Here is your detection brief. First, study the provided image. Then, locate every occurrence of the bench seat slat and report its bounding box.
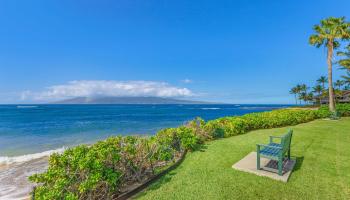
[268,143,281,147]
[260,147,280,157]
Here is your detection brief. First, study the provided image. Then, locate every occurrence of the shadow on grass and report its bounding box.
[292,156,304,172]
[195,143,209,152]
[135,144,209,198]
[134,166,179,199]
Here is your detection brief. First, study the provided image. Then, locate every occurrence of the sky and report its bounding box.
[0,0,350,104]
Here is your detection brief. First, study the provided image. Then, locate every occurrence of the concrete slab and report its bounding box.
[232,152,296,182]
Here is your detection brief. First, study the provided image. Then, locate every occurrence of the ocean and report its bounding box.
[0,104,289,199]
[0,104,289,158]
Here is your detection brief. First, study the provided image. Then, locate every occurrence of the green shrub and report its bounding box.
[203,120,224,138]
[153,128,181,161]
[335,104,350,116]
[319,103,350,117]
[185,117,210,142]
[204,117,249,137]
[30,136,163,199]
[30,138,124,199]
[30,107,330,199]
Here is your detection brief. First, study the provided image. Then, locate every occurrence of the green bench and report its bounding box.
[256,130,293,176]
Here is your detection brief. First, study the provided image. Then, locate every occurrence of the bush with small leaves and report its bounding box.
[30,107,331,199]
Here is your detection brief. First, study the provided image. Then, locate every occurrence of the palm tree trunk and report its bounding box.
[294,94,297,105]
[319,92,321,105]
[327,40,336,112]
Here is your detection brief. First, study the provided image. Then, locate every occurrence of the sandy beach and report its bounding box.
[0,157,48,200]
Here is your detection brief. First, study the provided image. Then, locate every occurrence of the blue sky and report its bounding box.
[0,0,349,104]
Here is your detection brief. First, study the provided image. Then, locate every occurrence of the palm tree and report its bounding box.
[295,84,303,104]
[298,92,306,104]
[289,86,299,105]
[313,85,323,104]
[342,71,350,88]
[317,76,328,90]
[300,84,308,93]
[306,92,314,105]
[309,17,350,112]
[334,80,345,90]
[297,84,309,104]
[337,44,350,70]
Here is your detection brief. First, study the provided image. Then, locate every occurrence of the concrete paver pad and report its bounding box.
[232,152,296,182]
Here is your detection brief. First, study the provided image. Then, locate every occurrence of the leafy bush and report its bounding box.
[30,138,123,199]
[185,117,210,141]
[242,109,320,130]
[30,107,330,199]
[337,104,350,116]
[176,127,200,150]
[204,117,249,137]
[30,136,163,199]
[319,103,350,117]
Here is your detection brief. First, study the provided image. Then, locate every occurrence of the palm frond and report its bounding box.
[310,16,350,49]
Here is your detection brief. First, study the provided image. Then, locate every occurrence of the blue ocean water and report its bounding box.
[0,104,289,157]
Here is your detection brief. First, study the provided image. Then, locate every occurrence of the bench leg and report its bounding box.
[288,149,291,160]
[256,146,261,170]
[278,157,283,176]
[257,152,260,170]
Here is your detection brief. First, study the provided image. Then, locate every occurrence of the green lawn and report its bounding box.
[136,118,350,200]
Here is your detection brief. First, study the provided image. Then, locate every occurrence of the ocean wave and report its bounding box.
[201,108,221,110]
[17,105,38,108]
[0,147,66,165]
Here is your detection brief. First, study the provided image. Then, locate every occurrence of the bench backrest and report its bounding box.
[281,130,293,154]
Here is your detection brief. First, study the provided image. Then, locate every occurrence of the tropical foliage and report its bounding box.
[29,106,347,199]
[319,103,350,117]
[290,76,350,105]
[309,16,350,112]
[342,71,350,90]
[337,44,350,70]
[317,76,328,89]
[290,83,315,105]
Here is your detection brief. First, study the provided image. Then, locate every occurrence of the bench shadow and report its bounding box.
[292,156,304,172]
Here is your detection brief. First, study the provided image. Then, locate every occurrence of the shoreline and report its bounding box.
[0,104,291,199]
[0,157,49,199]
[0,147,66,166]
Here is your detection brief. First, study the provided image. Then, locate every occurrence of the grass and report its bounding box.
[135,118,350,200]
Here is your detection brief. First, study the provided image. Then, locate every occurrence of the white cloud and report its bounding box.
[21,80,194,101]
[181,79,193,84]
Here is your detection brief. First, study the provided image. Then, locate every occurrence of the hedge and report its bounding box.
[30,104,350,199]
[319,103,350,117]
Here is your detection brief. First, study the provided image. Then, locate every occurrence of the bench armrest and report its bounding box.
[270,135,283,138]
[269,135,283,144]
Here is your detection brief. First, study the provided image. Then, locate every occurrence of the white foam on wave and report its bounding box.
[16,105,38,108]
[201,108,221,110]
[0,147,66,165]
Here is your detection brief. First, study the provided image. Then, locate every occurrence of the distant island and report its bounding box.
[51,96,213,104]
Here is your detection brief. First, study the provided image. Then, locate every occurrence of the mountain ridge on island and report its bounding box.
[51,96,216,104]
